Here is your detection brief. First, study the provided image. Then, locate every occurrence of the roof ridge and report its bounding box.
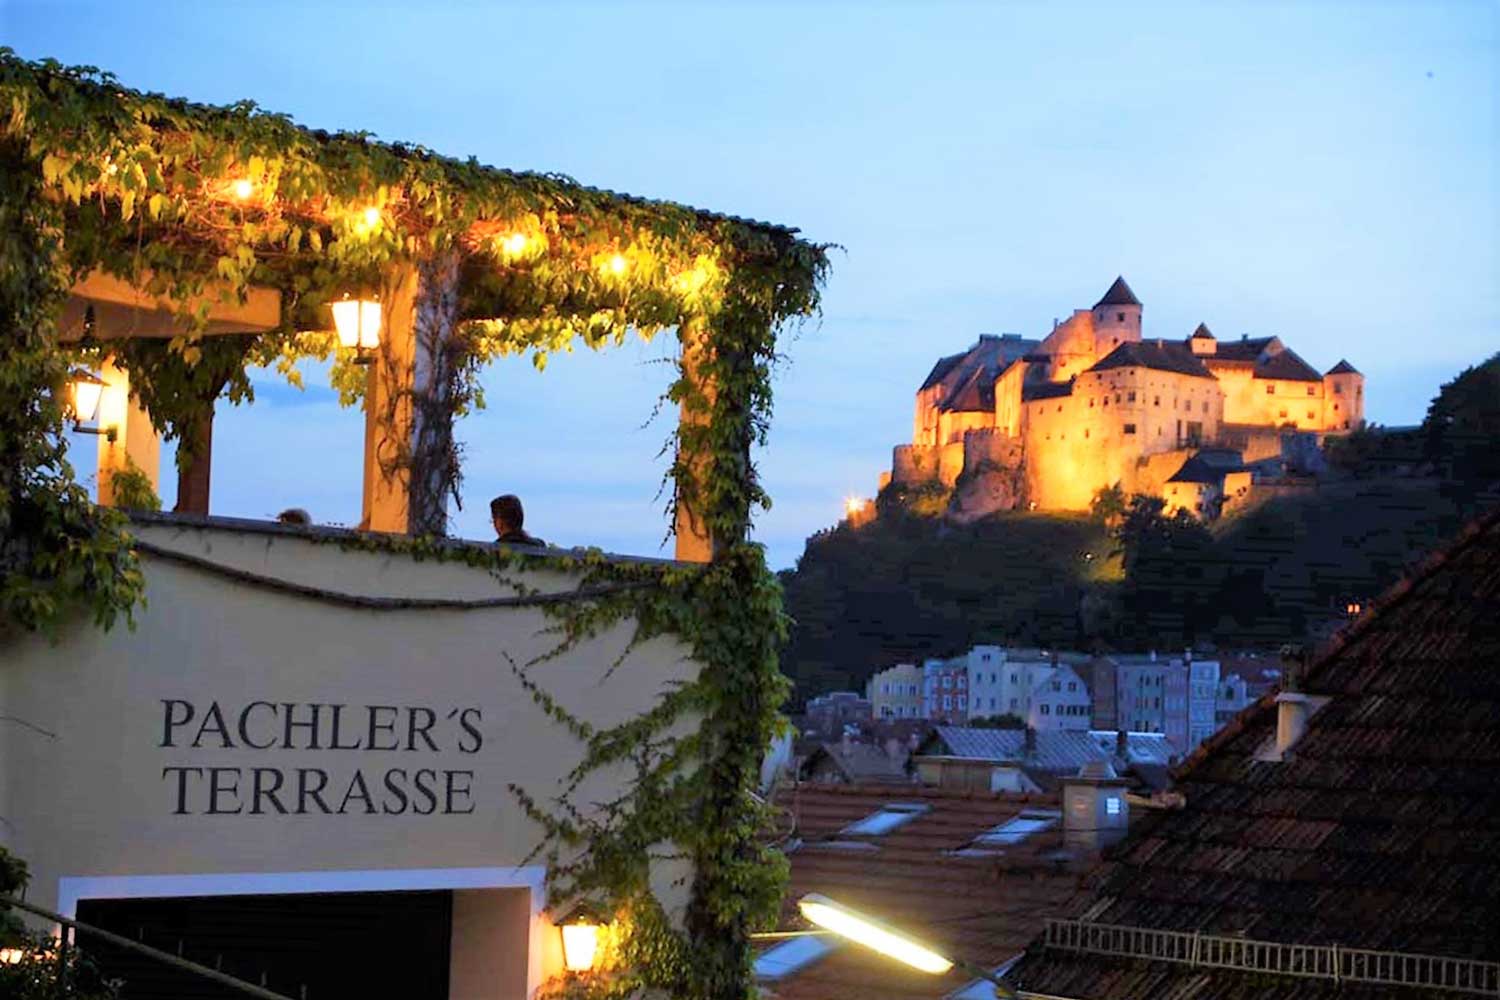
[1168,502,1500,782]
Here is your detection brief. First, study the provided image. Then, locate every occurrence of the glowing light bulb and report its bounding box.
[231,178,254,200]
[608,254,628,275]
[845,497,865,517]
[798,894,953,975]
[363,206,381,228]
[503,232,528,256]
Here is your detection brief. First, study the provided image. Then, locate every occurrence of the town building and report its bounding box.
[883,277,1365,516]
[865,662,924,720]
[1009,506,1500,998]
[922,657,970,723]
[797,738,912,786]
[912,726,1176,794]
[803,690,874,737]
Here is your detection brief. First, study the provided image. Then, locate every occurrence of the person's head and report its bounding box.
[490,494,524,535]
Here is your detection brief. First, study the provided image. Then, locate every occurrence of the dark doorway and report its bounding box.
[76,889,452,1000]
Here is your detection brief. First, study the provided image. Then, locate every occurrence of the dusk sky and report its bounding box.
[6,0,1495,569]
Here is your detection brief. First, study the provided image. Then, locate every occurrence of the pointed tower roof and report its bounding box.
[1190,323,1215,340]
[1094,276,1141,308]
[1327,359,1361,376]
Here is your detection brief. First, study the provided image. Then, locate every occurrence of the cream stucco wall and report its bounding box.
[0,516,703,998]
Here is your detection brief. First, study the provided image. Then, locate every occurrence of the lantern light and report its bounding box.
[0,947,23,965]
[797,893,953,975]
[332,295,383,361]
[231,178,255,200]
[555,903,607,974]
[69,369,106,424]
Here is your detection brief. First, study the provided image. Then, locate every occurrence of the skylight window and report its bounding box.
[840,802,930,836]
[753,935,840,980]
[972,809,1061,847]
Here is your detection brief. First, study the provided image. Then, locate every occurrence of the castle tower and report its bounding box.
[1188,322,1218,355]
[1323,359,1364,431]
[1092,276,1143,356]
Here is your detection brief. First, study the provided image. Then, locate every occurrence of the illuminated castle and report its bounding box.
[882,277,1365,517]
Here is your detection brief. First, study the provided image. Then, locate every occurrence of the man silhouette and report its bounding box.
[491,494,545,547]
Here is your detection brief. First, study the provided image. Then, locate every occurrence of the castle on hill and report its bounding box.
[880,277,1365,517]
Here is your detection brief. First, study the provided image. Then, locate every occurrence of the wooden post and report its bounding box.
[95,359,160,507]
[361,254,462,535]
[173,405,213,515]
[674,320,716,563]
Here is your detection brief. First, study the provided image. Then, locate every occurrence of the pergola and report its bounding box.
[1,50,826,560]
[0,50,827,997]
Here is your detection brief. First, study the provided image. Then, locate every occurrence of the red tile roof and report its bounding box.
[764,784,1095,1000]
[1010,506,1500,999]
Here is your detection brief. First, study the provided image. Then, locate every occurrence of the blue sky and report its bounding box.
[6,0,1495,568]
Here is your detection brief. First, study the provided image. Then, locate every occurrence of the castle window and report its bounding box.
[1334,403,1340,411]
[1357,386,1362,399]
[1102,397,1108,407]
[1084,429,1090,438]
[1307,411,1315,420]
[1279,409,1288,418]
[1089,398,1094,408]
[1335,384,1344,395]
[1127,391,1136,402]
[1114,394,1120,403]
[1266,384,1276,395]
[1117,312,1126,322]
[1123,423,1137,434]
[1154,396,1161,406]
[1202,401,1209,413]
[1306,386,1316,396]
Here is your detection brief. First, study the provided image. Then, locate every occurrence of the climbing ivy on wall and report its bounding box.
[1,49,828,1000]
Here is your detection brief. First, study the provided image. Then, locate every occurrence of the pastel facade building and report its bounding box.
[888,278,1365,515]
[922,657,970,723]
[865,662,924,720]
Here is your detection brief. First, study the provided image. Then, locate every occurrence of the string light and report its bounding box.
[502,232,528,256]
[231,178,254,200]
[362,206,382,228]
[608,253,628,275]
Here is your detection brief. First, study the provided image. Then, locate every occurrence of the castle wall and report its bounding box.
[1322,372,1364,430]
[937,408,993,446]
[962,427,1023,471]
[1219,423,1284,463]
[891,444,941,486]
[913,385,944,446]
[1036,311,1098,383]
[1261,377,1328,431]
[938,440,967,486]
[994,360,1027,437]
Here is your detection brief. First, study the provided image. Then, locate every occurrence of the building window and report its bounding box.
[1266,384,1276,395]
[1010,698,1018,709]
[1040,704,1050,714]
[942,676,952,689]
[841,802,931,836]
[1123,423,1137,434]
[1127,391,1136,402]
[959,696,967,708]
[972,809,1061,847]
[990,697,997,709]
[1279,409,1288,419]
[882,683,890,694]
[1089,398,1094,408]
[1307,411,1315,420]
[1084,428,1090,438]
[1117,312,1126,321]
[1068,681,1077,692]
[1010,673,1018,683]
[943,695,952,709]
[1306,386,1316,396]
[1154,396,1161,406]
[1335,384,1344,395]
[1114,394,1120,403]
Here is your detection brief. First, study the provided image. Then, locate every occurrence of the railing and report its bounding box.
[1043,919,1500,996]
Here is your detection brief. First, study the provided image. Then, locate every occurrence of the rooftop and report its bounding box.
[1010,505,1500,998]
[1093,277,1141,309]
[763,784,1090,1000]
[1088,340,1215,379]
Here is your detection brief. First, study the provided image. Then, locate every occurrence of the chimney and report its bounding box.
[1115,727,1128,761]
[1276,691,1310,757]
[1274,644,1309,758]
[1024,725,1037,759]
[1149,649,1157,663]
[1063,759,1130,850]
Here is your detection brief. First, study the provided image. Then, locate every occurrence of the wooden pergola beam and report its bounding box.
[60,270,282,340]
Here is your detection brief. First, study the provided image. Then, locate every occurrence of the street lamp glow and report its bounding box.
[0,946,24,965]
[69,369,106,424]
[845,496,865,517]
[797,893,953,975]
[332,296,382,351]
